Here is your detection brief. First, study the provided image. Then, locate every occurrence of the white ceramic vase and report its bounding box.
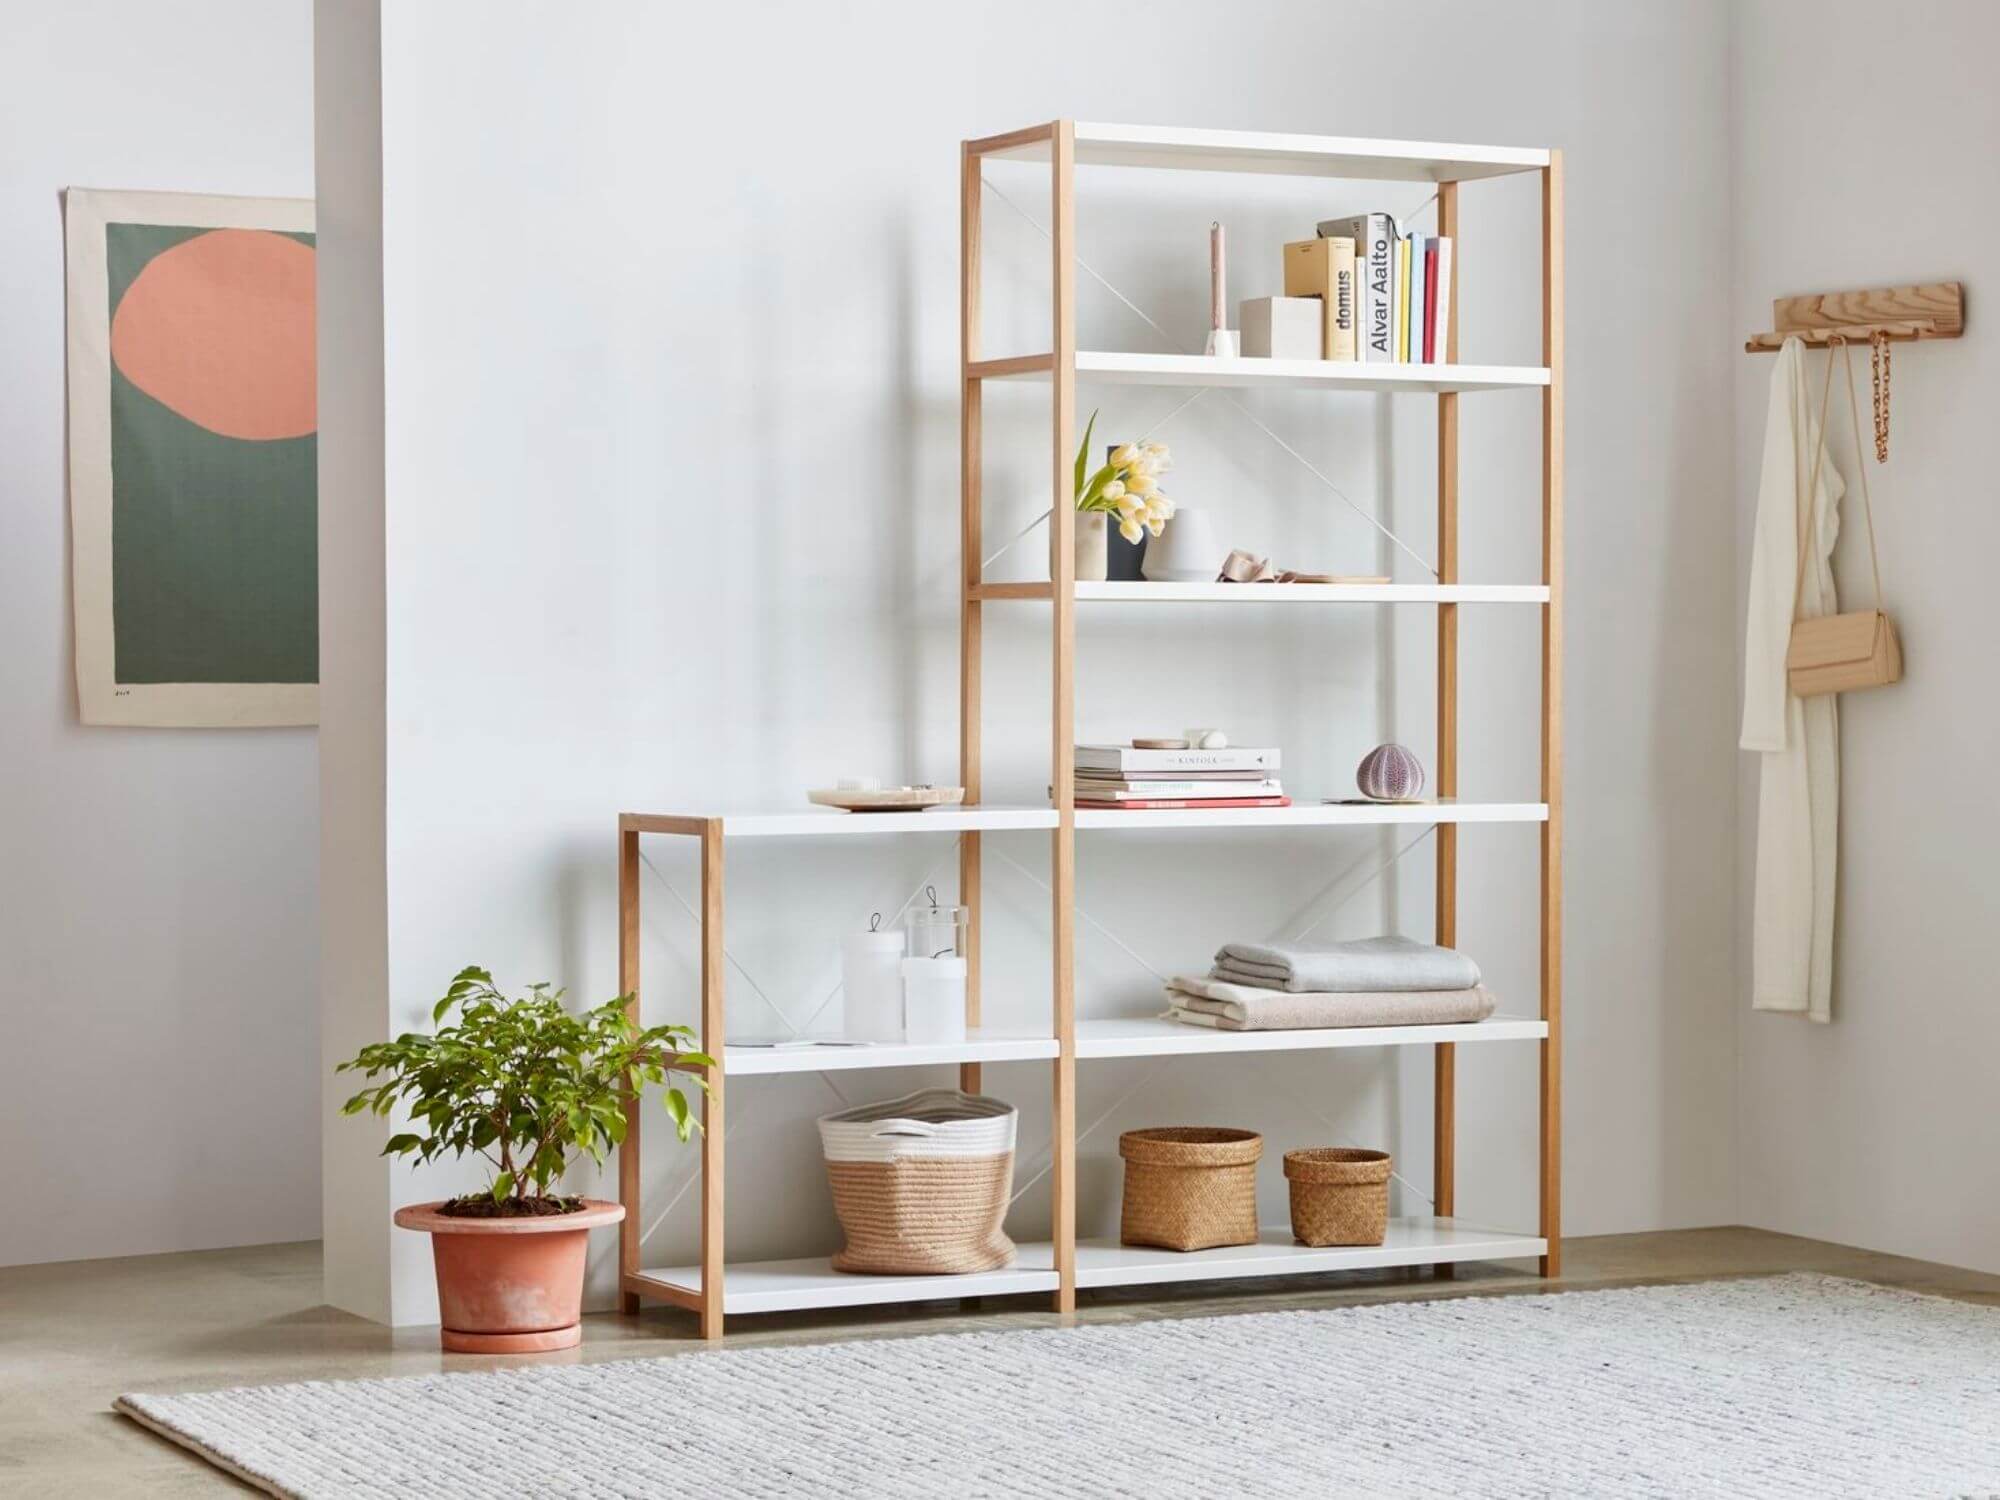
[1142,507,1223,582]
[1072,511,1108,582]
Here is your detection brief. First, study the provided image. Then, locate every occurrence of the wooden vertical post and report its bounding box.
[617,823,642,1314]
[1049,119,1078,1315]
[1433,181,1460,1243]
[960,140,985,1097]
[1539,153,1565,1278]
[698,818,727,1338]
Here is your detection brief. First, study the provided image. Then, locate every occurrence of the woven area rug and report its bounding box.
[119,1274,2000,1499]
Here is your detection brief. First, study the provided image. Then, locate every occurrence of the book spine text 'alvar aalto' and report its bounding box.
[1317,214,1395,361]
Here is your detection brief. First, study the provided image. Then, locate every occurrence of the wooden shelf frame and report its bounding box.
[618,120,1562,1337]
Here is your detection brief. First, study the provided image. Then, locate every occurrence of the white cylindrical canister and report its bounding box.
[901,955,968,1044]
[843,928,907,1042]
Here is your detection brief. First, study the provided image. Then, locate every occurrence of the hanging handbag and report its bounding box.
[1786,337,1902,697]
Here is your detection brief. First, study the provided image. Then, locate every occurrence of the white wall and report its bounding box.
[0,1,319,1268]
[1732,0,2000,1274]
[318,0,1742,1322]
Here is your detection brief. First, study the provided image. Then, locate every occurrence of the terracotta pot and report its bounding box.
[393,1198,624,1353]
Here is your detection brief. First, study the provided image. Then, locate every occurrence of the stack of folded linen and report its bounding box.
[1166,936,1495,1031]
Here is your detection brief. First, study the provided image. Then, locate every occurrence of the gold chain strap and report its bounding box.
[1870,329,1891,463]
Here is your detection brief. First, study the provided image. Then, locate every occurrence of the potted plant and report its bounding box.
[337,966,711,1352]
[1067,410,1175,582]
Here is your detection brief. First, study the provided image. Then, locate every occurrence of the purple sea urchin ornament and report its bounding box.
[1357,743,1425,801]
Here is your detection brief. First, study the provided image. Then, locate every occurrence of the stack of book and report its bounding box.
[1283,215,1452,364]
[1071,744,1287,810]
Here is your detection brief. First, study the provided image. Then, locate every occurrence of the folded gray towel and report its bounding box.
[1211,935,1480,993]
[1166,975,1496,1030]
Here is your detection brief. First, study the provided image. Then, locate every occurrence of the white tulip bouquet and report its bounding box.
[1074,411,1174,544]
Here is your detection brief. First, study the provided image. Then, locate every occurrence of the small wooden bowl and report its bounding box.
[808,786,966,814]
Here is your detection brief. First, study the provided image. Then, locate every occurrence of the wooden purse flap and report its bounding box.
[1787,610,1885,670]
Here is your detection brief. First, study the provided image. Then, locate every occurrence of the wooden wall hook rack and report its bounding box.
[1746,280,1964,353]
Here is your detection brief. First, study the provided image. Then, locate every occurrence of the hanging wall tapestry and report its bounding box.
[65,188,317,726]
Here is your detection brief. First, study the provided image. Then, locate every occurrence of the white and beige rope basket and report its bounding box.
[817,1088,1018,1275]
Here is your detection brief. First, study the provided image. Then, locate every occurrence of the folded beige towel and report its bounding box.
[1211,935,1480,993]
[1164,975,1496,1030]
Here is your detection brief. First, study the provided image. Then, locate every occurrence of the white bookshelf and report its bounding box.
[1074,799,1545,831]
[983,120,1549,182]
[616,121,1563,1337]
[641,800,1543,842]
[716,1016,1544,1082]
[634,1248,1061,1316]
[969,350,1548,394]
[971,581,1549,604]
[723,1028,1060,1076]
[1075,1016,1547,1058]
[634,1218,1547,1316]
[1082,581,1548,604]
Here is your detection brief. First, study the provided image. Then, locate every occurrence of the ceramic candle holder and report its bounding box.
[1142,507,1223,583]
[843,927,907,1042]
[901,956,968,1044]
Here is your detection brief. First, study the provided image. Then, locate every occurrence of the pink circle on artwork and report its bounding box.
[109,228,316,441]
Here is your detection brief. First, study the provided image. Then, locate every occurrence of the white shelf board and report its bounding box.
[714,806,1058,838]
[1074,799,1547,831]
[1075,1016,1547,1059]
[638,1245,1059,1315]
[726,1029,1058,1076]
[987,121,1549,183]
[636,1220,1542,1313]
[1073,352,1549,393]
[1073,581,1549,605]
[1075,1220,1547,1289]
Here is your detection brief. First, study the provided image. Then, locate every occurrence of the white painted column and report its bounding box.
[315,0,403,1325]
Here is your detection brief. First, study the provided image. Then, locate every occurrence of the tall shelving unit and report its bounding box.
[617,121,1561,1340]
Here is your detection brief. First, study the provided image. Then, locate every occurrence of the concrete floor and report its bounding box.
[5,1227,1997,1496]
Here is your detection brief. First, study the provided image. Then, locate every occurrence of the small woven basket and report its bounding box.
[1118,1127,1262,1252]
[1284,1147,1391,1247]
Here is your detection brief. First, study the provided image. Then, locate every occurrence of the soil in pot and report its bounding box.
[437,1194,586,1218]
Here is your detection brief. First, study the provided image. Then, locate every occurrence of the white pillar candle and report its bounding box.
[900,955,968,1044]
[842,928,906,1042]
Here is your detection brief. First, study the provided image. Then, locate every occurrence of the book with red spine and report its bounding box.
[1423,239,1440,362]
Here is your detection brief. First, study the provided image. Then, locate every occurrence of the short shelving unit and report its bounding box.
[617,119,1562,1340]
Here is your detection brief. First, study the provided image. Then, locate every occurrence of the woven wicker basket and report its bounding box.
[1118,1127,1262,1252]
[1284,1147,1391,1247]
[819,1089,1016,1275]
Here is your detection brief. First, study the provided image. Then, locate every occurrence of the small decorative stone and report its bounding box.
[1184,727,1229,750]
[1357,743,1425,801]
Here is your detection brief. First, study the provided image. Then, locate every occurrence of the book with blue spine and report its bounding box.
[1409,236,1429,364]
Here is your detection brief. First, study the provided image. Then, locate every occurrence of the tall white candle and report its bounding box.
[1210,221,1226,333]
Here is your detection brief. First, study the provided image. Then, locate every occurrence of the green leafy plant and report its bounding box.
[1073,408,1175,542]
[337,966,712,1213]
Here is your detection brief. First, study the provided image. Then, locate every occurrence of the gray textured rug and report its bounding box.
[119,1275,2000,1499]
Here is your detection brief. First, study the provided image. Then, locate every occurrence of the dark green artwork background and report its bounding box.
[106,223,318,685]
